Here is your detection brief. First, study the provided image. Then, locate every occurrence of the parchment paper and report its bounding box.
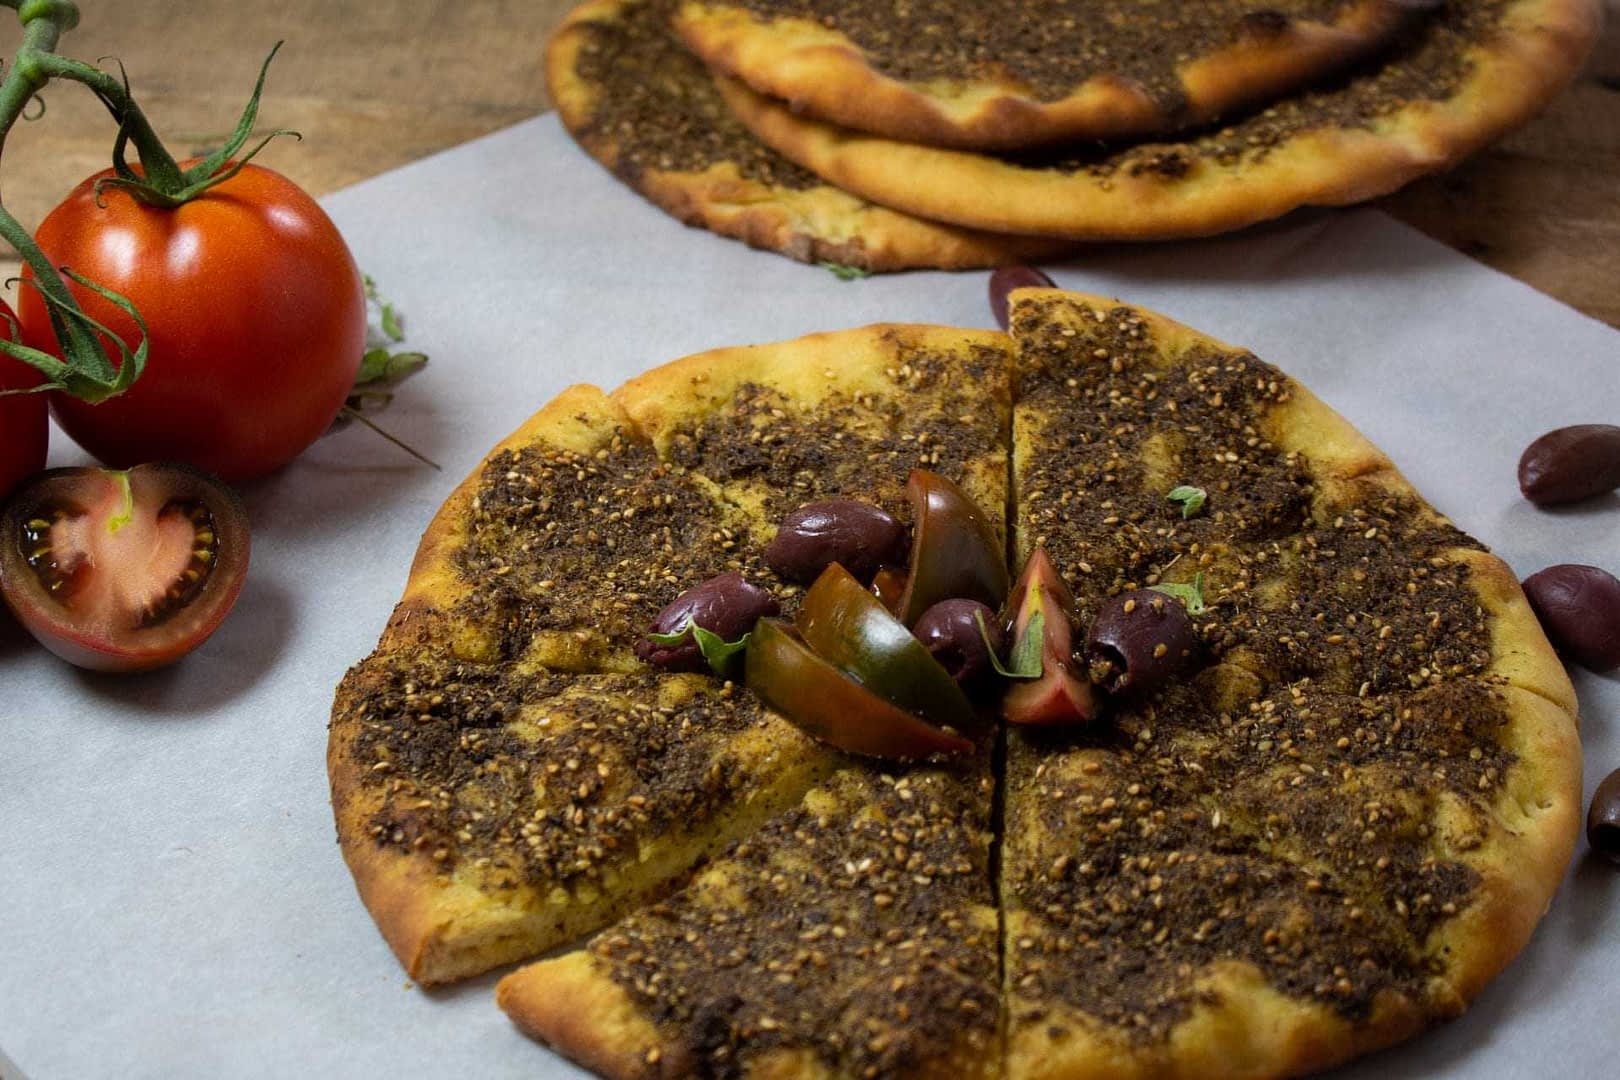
[2,114,1616,1079]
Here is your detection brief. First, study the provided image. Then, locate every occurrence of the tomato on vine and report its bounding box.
[18,162,366,481]
[0,300,48,502]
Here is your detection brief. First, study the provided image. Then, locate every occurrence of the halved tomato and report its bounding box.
[0,463,250,671]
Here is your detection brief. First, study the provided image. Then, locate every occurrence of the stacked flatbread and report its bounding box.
[547,0,1598,269]
[329,289,1582,1077]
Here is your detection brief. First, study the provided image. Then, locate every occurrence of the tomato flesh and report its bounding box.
[1,464,249,671]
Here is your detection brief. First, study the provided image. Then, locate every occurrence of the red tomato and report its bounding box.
[0,300,48,502]
[17,163,366,482]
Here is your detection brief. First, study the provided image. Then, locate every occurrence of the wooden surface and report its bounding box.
[1,0,1616,327]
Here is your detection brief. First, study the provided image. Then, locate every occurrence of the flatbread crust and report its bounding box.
[547,0,1068,271]
[498,766,1002,1078]
[329,324,1013,984]
[1000,288,1581,1077]
[676,0,1427,150]
[716,0,1600,240]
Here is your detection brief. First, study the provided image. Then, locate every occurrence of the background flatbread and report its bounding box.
[677,0,1429,150]
[718,0,1600,240]
[547,0,1068,270]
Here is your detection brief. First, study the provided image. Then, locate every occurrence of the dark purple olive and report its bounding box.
[1589,769,1620,864]
[1522,564,1620,673]
[1084,589,1198,696]
[989,265,1055,330]
[636,572,779,671]
[913,599,1001,684]
[1518,424,1620,506]
[765,500,907,584]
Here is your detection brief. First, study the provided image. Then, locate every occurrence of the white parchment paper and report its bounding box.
[2,115,1617,1079]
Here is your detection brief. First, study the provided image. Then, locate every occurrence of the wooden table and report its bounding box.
[2,1,1616,327]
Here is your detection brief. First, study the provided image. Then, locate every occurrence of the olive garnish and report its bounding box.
[636,572,778,672]
[1589,768,1620,864]
[913,598,1001,684]
[765,499,906,584]
[1085,588,1198,696]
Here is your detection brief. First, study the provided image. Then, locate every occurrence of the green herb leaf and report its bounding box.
[354,348,427,389]
[819,262,871,281]
[1167,485,1207,519]
[978,608,1044,679]
[647,620,752,678]
[691,624,752,677]
[1149,571,1207,614]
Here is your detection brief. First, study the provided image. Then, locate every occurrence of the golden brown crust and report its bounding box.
[717,0,1601,240]
[677,0,1420,150]
[1000,289,1581,1079]
[546,0,1068,270]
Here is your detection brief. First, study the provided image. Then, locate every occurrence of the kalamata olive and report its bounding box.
[636,572,779,671]
[1589,769,1620,864]
[913,599,1001,684]
[765,500,907,584]
[1084,589,1198,696]
[1522,564,1620,673]
[989,265,1056,330]
[1518,424,1620,506]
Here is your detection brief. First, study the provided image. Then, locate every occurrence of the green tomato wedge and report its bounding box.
[745,618,973,760]
[895,469,1009,627]
[798,563,978,734]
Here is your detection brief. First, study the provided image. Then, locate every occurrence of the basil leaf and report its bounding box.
[819,261,871,281]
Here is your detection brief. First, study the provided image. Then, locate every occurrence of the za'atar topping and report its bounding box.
[988,264,1055,330]
[637,571,778,674]
[765,498,907,584]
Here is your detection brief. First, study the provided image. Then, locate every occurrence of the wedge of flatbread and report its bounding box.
[498,764,1001,1078]
[329,325,1013,984]
[1000,288,1581,1077]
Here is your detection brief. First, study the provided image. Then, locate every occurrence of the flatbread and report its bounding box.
[1000,288,1581,1077]
[546,0,1068,271]
[329,325,1013,984]
[717,0,1600,240]
[498,764,1001,1078]
[330,294,1581,1074]
[676,0,1429,150]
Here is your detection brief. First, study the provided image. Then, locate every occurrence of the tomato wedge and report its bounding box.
[0,464,250,672]
[745,619,973,760]
[1001,548,1101,726]
[798,564,978,733]
[895,469,1008,627]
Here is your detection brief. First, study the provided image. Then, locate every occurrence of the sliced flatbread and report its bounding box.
[498,764,1001,1079]
[547,0,1068,271]
[717,0,1600,240]
[1000,288,1581,1076]
[677,0,1429,151]
[330,324,1013,984]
